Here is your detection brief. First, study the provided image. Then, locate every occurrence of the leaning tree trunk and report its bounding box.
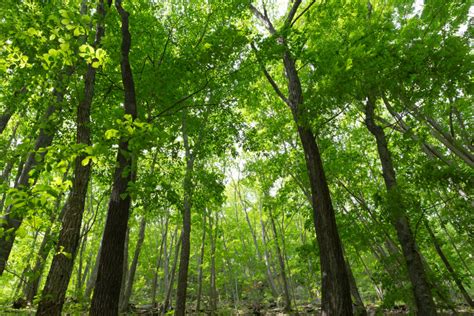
[89,1,137,314]
[36,3,107,315]
[424,220,473,307]
[365,95,437,315]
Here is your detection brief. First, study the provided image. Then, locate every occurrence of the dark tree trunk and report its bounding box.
[0,104,57,275]
[0,109,12,134]
[295,124,353,314]
[35,3,107,314]
[90,1,137,314]
[175,113,196,316]
[250,6,353,309]
[365,96,437,315]
[120,216,147,312]
[424,220,473,307]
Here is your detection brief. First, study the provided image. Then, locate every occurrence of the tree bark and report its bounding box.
[90,1,137,313]
[120,216,147,312]
[364,95,437,315]
[0,109,12,134]
[36,4,107,315]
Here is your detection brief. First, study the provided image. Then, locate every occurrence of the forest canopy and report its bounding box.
[0,0,472,315]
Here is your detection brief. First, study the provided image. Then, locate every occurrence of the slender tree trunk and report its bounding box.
[90,1,137,313]
[209,213,218,314]
[24,227,53,304]
[365,95,437,315]
[120,216,147,312]
[259,212,279,298]
[0,104,58,275]
[151,218,168,305]
[268,208,291,312]
[84,241,102,300]
[163,231,182,313]
[424,220,473,307]
[196,216,206,313]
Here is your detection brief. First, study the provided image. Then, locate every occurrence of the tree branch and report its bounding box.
[249,4,276,34]
[290,0,316,27]
[251,42,289,105]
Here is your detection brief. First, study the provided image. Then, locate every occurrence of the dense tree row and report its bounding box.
[0,0,472,315]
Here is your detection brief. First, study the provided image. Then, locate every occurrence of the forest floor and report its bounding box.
[1,304,473,315]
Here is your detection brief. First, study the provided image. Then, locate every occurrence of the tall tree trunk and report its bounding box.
[175,112,196,316]
[196,216,206,313]
[424,220,473,307]
[250,5,353,311]
[0,104,58,275]
[90,1,137,313]
[364,95,437,315]
[36,3,107,314]
[120,216,147,312]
